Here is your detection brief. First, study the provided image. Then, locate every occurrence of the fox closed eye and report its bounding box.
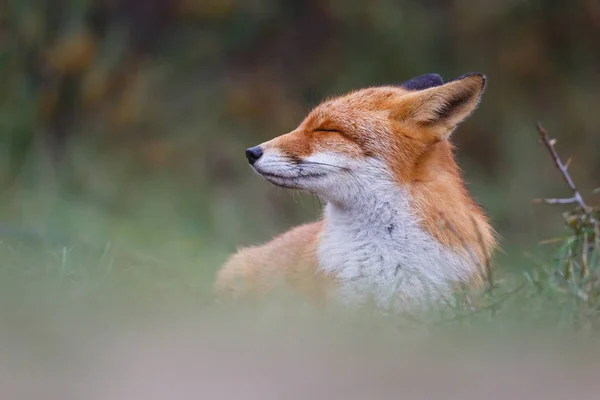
[314,128,339,133]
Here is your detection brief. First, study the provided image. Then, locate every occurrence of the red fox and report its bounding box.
[214,73,497,310]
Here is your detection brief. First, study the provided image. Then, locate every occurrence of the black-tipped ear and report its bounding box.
[400,73,444,91]
[395,73,486,140]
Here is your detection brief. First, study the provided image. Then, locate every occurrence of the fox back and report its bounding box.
[214,73,496,311]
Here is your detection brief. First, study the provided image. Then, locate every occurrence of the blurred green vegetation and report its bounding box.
[0,0,599,311]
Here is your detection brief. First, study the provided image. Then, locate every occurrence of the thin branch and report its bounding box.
[564,156,573,169]
[582,232,589,278]
[532,197,578,205]
[536,122,588,211]
[538,236,568,245]
[594,224,600,259]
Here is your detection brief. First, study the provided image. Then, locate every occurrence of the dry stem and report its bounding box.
[535,122,589,211]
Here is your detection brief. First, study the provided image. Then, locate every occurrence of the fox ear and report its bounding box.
[398,73,486,140]
[399,73,444,91]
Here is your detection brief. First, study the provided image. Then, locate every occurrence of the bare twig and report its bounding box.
[595,224,600,257]
[538,237,568,245]
[532,197,578,205]
[565,156,573,169]
[582,232,589,278]
[536,122,588,211]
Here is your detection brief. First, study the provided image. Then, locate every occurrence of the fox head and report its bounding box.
[245,73,486,205]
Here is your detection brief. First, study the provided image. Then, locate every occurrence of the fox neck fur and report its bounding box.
[317,158,474,310]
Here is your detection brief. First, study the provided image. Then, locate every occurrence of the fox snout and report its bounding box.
[245,146,263,165]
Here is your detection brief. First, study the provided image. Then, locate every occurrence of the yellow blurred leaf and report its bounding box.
[111,91,138,128]
[46,30,97,74]
[81,67,110,108]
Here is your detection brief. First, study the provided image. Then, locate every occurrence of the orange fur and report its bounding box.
[214,221,336,304]
[214,73,497,307]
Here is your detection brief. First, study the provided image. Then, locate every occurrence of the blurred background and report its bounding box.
[1,0,599,293]
[1,2,600,396]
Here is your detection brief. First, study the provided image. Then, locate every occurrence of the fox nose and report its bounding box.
[245,146,263,165]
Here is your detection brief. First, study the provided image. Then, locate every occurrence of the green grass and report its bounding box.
[1,169,598,334]
[0,142,598,399]
[1,140,598,320]
[0,182,598,399]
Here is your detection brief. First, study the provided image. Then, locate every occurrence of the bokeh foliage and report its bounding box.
[2,5,600,392]
[0,0,599,281]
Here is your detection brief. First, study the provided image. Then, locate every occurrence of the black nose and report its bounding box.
[245,146,263,165]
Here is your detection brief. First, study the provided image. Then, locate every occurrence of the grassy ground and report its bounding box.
[0,141,598,399]
[1,137,598,322]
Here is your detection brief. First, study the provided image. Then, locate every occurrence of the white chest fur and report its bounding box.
[317,186,473,311]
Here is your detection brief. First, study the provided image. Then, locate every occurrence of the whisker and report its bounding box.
[297,160,349,171]
[300,160,367,194]
[348,169,368,197]
[258,159,368,200]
